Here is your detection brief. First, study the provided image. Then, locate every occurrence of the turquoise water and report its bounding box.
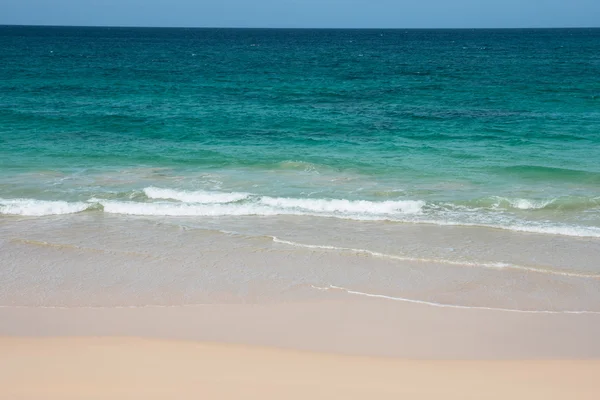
[1,26,600,236]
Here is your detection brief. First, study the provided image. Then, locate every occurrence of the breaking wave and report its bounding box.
[0,198,92,216]
[143,187,249,203]
[259,197,425,214]
[1,188,599,238]
[95,196,424,218]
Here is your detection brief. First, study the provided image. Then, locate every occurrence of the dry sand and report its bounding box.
[2,299,600,398]
[1,336,599,400]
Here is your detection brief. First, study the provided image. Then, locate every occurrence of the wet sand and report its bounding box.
[2,299,600,359]
[2,336,599,400]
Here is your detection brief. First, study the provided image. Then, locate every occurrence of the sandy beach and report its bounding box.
[2,336,599,400]
[2,215,600,397]
[2,300,600,398]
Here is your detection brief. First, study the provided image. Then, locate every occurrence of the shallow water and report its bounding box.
[1,214,599,312]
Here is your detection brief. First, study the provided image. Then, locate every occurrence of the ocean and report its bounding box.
[1,26,600,311]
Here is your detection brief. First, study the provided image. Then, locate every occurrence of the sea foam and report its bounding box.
[143,187,249,203]
[0,198,91,216]
[273,237,600,278]
[259,197,425,214]
[98,200,280,217]
[2,191,599,239]
[311,285,600,314]
[143,187,424,214]
[492,197,555,210]
[96,197,423,218]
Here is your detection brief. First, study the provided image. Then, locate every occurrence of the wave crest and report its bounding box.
[99,201,276,217]
[259,197,425,214]
[96,196,424,217]
[2,191,599,238]
[492,197,555,210]
[0,198,91,216]
[143,187,249,204]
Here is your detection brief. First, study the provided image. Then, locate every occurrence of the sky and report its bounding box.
[1,0,599,28]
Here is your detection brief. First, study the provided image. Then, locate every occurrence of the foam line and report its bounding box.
[144,187,249,203]
[0,198,91,216]
[312,285,600,314]
[272,237,600,279]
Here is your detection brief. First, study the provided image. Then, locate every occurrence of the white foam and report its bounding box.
[98,200,281,217]
[4,191,598,239]
[492,197,555,210]
[512,199,553,210]
[505,223,600,237]
[312,285,600,314]
[143,187,249,203]
[272,237,600,279]
[0,198,90,216]
[98,195,600,238]
[97,195,425,218]
[414,217,600,238]
[259,197,425,214]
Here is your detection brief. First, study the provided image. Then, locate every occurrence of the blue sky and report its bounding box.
[1,0,599,28]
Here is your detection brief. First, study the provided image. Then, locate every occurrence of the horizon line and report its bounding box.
[1,23,599,30]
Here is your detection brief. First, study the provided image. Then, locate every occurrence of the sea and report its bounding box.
[1,26,600,311]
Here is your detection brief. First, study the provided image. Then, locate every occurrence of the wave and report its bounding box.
[96,197,424,217]
[0,198,92,216]
[498,223,600,237]
[0,194,427,219]
[492,197,555,210]
[143,187,424,214]
[2,192,599,238]
[488,196,599,211]
[98,200,280,217]
[449,196,600,212]
[497,165,600,183]
[415,218,600,238]
[272,237,600,279]
[95,199,600,237]
[259,197,425,214]
[312,285,600,314]
[143,187,249,203]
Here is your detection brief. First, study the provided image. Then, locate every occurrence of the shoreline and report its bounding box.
[3,214,600,313]
[2,299,600,359]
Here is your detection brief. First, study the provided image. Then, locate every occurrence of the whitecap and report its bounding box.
[492,197,555,210]
[259,197,425,214]
[0,198,91,216]
[98,200,280,217]
[143,187,249,204]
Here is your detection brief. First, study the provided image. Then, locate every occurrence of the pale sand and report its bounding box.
[2,300,600,398]
[1,336,599,400]
[3,300,600,358]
